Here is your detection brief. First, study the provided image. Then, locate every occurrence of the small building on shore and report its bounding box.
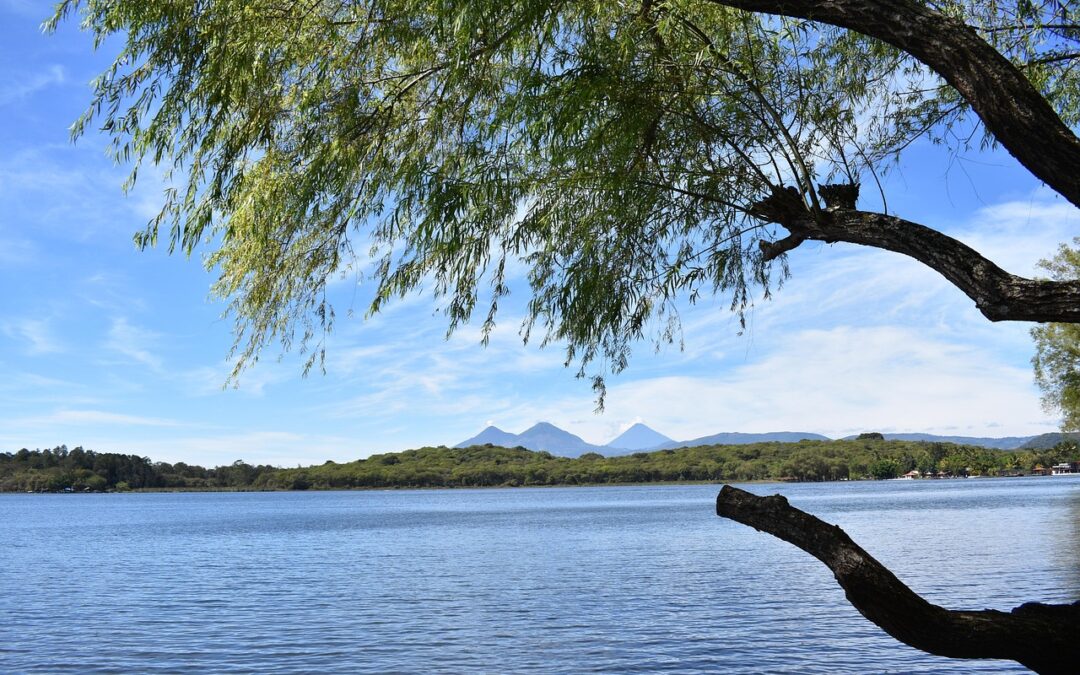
[1051,462,1079,475]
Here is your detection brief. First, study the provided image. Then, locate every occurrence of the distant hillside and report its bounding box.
[456,426,521,448]
[657,431,831,449]
[456,423,830,456]
[842,433,1035,450]
[605,423,674,451]
[1019,432,1080,449]
[454,423,1073,456]
[454,422,606,457]
[257,437,1080,491]
[10,437,1080,493]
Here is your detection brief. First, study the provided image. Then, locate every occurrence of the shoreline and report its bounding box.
[6,472,1069,495]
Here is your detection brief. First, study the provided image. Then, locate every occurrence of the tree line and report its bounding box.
[4,439,1078,493]
[0,446,277,493]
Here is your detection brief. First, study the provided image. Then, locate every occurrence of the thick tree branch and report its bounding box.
[708,0,1080,209]
[716,485,1080,674]
[754,197,1080,323]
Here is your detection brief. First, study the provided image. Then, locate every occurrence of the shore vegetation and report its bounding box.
[3,439,1078,493]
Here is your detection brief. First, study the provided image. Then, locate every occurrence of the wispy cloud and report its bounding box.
[0,371,101,409]
[315,312,568,420]
[0,64,65,106]
[35,409,181,427]
[958,190,1080,274]
[121,431,361,467]
[0,143,156,242]
[3,317,63,354]
[104,317,163,371]
[78,273,149,312]
[0,236,37,265]
[0,0,46,19]
[451,325,1053,446]
[181,358,294,397]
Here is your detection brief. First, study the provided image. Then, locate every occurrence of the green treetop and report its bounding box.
[1032,238,1080,430]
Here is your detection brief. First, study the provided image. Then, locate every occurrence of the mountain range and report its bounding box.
[455,422,610,456]
[455,423,1076,457]
[456,423,834,457]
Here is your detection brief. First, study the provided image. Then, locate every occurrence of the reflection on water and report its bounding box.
[1,477,1077,674]
[1058,486,1080,600]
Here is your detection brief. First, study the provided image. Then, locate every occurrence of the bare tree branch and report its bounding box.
[752,189,1080,322]
[707,0,1080,209]
[716,485,1080,675]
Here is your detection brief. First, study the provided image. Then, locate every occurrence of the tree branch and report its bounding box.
[707,0,1080,209]
[716,485,1080,674]
[754,197,1080,323]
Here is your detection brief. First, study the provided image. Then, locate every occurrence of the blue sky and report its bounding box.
[2,1,1078,467]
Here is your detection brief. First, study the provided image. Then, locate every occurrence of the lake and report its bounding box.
[2,477,1078,673]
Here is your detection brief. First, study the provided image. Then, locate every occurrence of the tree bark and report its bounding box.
[707,0,1080,209]
[716,485,1080,674]
[751,196,1080,323]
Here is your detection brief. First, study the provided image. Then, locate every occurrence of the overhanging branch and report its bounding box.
[716,485,1080,674]
[708,0,1080,209]
[756,203,1080,323]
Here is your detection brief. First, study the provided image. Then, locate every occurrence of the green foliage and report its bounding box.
[6,439,1078,492]
[869,458,900,480]
[48,1,1080,395]
[1032,238,1080,429]
[0,446,276,492]
[248,439,1077,489]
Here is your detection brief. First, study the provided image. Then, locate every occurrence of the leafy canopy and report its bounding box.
[1032,239,1080,430]
[49,0,1080,397]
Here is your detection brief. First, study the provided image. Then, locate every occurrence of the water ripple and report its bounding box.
[3,479,1077,673]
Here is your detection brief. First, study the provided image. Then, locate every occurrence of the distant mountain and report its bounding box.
[516,422,608,456]
[1019,432,1080,450]
[657,431,831,449]
[606,423,674,451]
[456,424,1069,456]
[455,422,607,457]
[841,432,1036,450]
[456,425,521,448]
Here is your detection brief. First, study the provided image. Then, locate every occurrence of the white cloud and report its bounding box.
[0,236,37,265]
[0,0,45,18]
[0,64,64,106]
[3,317,63,354]
[460,325,1053,446]
[181,358,294,397]
[957,193,1080,275]
[0,144,154,242]
[39,409,181,427]
[104,317,163,371]
[0,371,102,409]
[120,431,361,467]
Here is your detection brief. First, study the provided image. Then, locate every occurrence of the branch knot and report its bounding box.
[748,185,808,224]
[818,182,860,210]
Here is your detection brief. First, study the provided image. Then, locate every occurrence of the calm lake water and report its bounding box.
[2,477,1078,673]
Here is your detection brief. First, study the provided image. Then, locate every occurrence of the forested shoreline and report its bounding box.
[3,439,1079,493]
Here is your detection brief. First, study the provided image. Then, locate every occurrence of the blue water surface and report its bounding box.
[2,476,1078,673]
